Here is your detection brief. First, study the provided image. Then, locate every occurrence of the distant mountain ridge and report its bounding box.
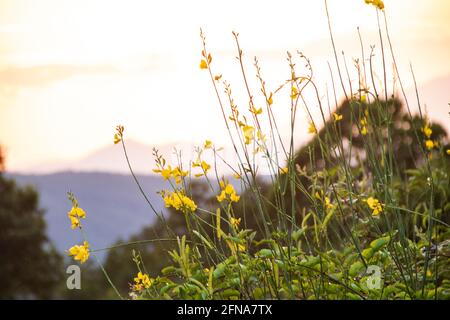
[8,171,168,257]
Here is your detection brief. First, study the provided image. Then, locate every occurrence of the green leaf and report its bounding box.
[349,261,365,277]
[370,235,390,252]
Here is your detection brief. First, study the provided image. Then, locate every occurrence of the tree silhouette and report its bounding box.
[0,150,63,299]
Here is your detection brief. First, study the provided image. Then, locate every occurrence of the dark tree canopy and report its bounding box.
[0,172,62,299]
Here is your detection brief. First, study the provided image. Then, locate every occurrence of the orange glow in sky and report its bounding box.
[0,0,449,172]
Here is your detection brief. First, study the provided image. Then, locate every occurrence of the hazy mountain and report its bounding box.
[18,139,241,176]
[18,140,195,174]
[8,171,169,258]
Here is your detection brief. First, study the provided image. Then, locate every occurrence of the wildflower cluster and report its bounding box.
[216,180,240,203]
[360,116,368,136]
[114,125,124,145]
[364,0,384,10]
[153,164,188,185]
[366,197,385,216]
[133,272,153,291]
[66,193,90,264]
[162,190,197,214]
[68,205,86,229]
[68,241,90,264]
[422,124,437,151]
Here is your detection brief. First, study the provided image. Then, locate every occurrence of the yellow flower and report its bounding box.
[315,191,322,200]
[233,173,241,180]
[68,241,90,264]
[226,239,247,255]
[446,149,450,155]
[366,197,384,216]
[200,52,212,69]
[308,122,317,134]
[163,191,197,214]
[280,167,288,175]
[68,207,86,219]
[201,161,211,172]
[251,106,263,115]
[230,192,240,202]
[290,86,298,99]
[216,182,240,203]
[114,134,121,145]
[425,140,435,150]
[267,92,273,106]
[361,126,367,136]
[69,216,80,229]
[114,125,124,144]
[365,0,384,10]
[204,140,213,149]
[324,197,334,210]
[242,125,255,145]
[68,206,86,229]
[422,125,432,138]
[133,272,153,291]
[230,217,241,229]
[199,59,208,69]
[161,166,172,180]
[333,113,343,122]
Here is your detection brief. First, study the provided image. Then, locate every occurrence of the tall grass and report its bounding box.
[67,0,450,300]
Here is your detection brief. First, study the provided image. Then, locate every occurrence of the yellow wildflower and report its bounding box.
[324,197,334,210]
[290,86,298,99]
[425,140,435,150]
[199,59,208,69]
[366,197,384,216]
[114,134,121,145]
[267,92,273,106]
[308,122,317,134]
[365,0,384,10]
[133,272,153,291]
[204,140,213,149]
[68,206,86,229]
[163,191,197,214]
[217,181,240,203]
[446,149,450,155]
[114,125,124,144]
[201,161,211,172]
[233,173,241,180]
[251,106,263,115]
[200,52,212,69]
[230,217,241,229]
[360,117,368,136]
[68,206,86,219]
[361,126,367,136]
[333,113,343,122]
[161,166,172,180]
[226,239,246,255]
[422,125,432,138]
[280,167,288,175]
[242,125,255,145]
[68,241,90,264]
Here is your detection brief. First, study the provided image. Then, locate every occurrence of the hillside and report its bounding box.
[8,171,168,257]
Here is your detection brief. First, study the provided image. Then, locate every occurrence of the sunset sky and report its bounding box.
[0,0,449,172]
